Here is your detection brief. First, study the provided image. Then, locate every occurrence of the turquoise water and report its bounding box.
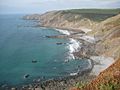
[0,15,90,86]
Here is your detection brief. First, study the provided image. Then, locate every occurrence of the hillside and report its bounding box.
[71,58,120,90]
[24,9,120,31]
[91,14,120,59]
[81,58,120,90]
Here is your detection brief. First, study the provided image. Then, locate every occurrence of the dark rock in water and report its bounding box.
[56,42,63,45]
[46,35,59,38]
[46,35,68,38]
[46,36,51,38]
[24,74,30,79]
[32,60,38,63]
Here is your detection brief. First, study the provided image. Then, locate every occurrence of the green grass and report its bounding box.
[99,80,120,90]
[75,82,87,89]
[58,8,120,22]
[61,9,120,14]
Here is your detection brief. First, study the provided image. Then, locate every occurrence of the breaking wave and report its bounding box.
[55,29,70,35]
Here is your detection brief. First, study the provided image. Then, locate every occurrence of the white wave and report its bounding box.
[70,72,78,76]
[86,59,93,70]
[69,38,81,53]
[55,29,70,35]
[67,38,81,60]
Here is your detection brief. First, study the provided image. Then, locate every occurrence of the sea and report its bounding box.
[0,14,91,86]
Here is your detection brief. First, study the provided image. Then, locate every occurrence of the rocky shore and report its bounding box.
[1,9,120,90]
[1,28,97,90]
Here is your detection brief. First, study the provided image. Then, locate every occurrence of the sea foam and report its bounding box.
[55,29,70,35]
[67,38,81,60]
[55,28,81,60]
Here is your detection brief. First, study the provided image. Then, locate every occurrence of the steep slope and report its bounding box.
[82,58,120,90]
[92,14,120,59]
[39,10,97,29]
[70,58,120,90]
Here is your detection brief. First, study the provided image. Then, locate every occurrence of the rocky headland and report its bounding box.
[2,9,119,90]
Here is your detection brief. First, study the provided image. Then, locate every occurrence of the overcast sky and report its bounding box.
[0,0,120,14]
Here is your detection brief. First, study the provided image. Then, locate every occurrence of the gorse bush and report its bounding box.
[75,82,87,89]
[99,81,120,90]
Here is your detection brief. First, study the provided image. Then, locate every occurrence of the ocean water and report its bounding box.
[0,15,90,86]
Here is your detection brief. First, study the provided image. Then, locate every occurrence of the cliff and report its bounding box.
[91,14,120,59]
[24,9,120,31]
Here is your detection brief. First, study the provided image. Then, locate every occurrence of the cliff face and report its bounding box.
[39,11,97,29]
[92,14,120,59]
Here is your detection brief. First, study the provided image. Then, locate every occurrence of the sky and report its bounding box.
[0,0,120,14]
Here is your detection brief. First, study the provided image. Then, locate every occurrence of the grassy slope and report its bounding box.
[61,9,120,22]
[62,9,120,14]
[37,9,120,31]
[24,8,120,23]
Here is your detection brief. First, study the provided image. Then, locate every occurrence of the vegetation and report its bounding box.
[61,8,120,14]
[59,9,120,22]
[99,80,120,90]
[74,82,87,89]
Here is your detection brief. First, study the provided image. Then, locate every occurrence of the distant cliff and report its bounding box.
[23,9,120,31]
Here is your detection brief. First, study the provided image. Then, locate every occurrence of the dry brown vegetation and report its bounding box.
[70,58,120,90]
[82,58,120,90]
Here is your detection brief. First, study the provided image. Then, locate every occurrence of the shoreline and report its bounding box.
[0,59,95,90]
[1,22,116,90]
[38,25,86,33]
[0,27,96,90]
[51,27,115,77]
